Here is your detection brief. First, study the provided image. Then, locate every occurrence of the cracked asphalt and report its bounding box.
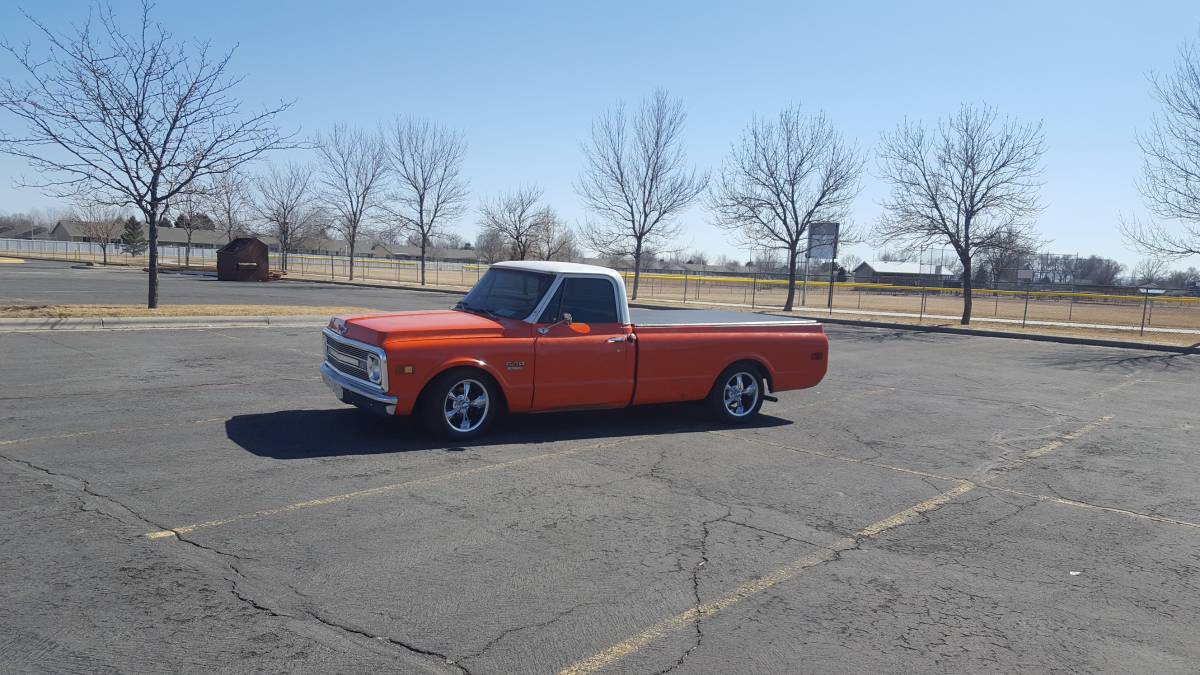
[2,266,1199,673]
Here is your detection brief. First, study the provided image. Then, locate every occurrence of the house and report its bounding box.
[51,220,228,249]
[370,242,478,263]
[853,261,959,285]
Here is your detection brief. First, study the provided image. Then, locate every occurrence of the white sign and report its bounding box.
[807,222,839,260]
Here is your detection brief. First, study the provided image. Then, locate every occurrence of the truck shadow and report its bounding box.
[225,405,793,459]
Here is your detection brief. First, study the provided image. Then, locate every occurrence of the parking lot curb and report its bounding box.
[284,275,467,296]
[0,315,331,331]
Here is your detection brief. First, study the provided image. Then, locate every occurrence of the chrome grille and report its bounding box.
[324,334,370,381]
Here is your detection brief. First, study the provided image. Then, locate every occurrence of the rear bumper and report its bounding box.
[320,362,399,416]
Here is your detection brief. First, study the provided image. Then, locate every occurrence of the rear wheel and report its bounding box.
[707,363,765,423]
[420,369,499,440]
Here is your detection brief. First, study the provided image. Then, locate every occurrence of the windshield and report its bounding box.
[456,268,555,320]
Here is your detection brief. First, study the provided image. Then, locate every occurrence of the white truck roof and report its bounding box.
[493,260,622,278]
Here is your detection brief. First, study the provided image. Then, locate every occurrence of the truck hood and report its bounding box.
[339,310,504,345]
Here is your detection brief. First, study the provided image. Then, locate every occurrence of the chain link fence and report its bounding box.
[617,267,1200,335]
[4,237,1198,335]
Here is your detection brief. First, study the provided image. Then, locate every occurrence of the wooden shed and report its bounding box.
[217,237,270,282]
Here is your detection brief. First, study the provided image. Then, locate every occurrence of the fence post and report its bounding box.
[682,270,688,303]
[751,273,757,308]
[1022,283,1031,328]
[1140,291,1150,335]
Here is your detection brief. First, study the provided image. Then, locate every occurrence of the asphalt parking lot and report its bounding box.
[2,266,1199,673]
[0,258,454,310]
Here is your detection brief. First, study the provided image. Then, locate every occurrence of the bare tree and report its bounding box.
[0,4,295,307]
[385,118,469,284]
[577,89,707,299]
[478,186,554,260]
[1075,255,1124,286]
[474,228,506,264]
[710,105,864,310]
[875,104,1046,324]
[252,164,321,271]
[315,124,389,280]
[534,214,578,261]
[169,190,215,266]
[976,226,1042,287]
[203,169,251,244]
[1123,33,1200,258]
[73,201,124,264]
[434,232,466,250]
[1132,257,1168,285]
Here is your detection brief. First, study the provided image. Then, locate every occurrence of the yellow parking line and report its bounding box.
[144,435,646,539]
[0,417,226,446]
[563,417,1118,674]
[984,485,1200,530]
[1019,415,1112,461]
[557,482,977,675]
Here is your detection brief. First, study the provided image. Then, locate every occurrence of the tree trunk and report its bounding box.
[147,210,159,309]
[420,237,427,285]
[631,241,643,301]
[101,245,108,265]
[348,237,356,281]
[783,247,798,312]
[960,257,973,325]
[185,232,191,266]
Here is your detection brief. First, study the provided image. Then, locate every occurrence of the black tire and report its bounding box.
[706,362,765,424]
[419,369,500,440]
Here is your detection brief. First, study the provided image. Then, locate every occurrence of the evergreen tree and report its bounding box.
[120,217,147,256]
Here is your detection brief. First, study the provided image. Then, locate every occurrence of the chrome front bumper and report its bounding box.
[320,362,399,416]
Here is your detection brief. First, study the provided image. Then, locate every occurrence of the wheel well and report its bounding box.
[416,365,509,414]
[716,359,771,393]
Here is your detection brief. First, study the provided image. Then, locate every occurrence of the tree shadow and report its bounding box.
[225,404,793,459]
[1029,349,1198,374]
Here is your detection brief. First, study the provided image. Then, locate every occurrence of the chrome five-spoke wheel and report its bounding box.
[722,371,760,417]
[708,363,765,424]
[443,378,489,433]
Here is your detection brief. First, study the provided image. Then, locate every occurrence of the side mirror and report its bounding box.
[538,312,590,335]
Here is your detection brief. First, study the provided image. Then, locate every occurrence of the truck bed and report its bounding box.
[629,307,818,327]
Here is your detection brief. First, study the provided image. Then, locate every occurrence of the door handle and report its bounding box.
[606,336,627,343]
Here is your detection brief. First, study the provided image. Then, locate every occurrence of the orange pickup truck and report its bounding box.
[321,261,828,439]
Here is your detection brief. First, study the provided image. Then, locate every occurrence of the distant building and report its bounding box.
[369,242,479,263]
[853,261,959,285]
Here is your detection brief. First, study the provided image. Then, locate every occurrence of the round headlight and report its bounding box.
[366,354,382,384]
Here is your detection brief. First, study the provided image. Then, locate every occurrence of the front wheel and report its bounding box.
[707,364,765,423]
[420,370,500,440]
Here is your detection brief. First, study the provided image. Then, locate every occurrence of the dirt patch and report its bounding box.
[0,304,381,319]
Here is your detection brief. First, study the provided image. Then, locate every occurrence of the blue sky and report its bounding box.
[2,0,1199,269]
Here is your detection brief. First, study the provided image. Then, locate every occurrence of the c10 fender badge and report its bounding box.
[505,361,525,371]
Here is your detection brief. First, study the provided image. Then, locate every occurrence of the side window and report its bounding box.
[559,277,619,324]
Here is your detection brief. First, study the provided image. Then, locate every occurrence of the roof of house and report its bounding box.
[854,261,958,277]
[370,242,477,261]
